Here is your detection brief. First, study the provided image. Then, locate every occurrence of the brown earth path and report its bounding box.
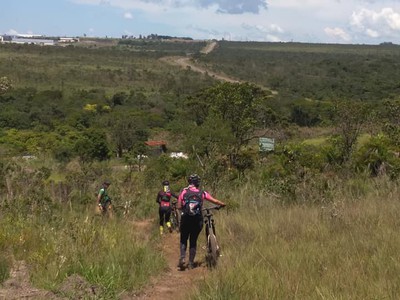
[160,40,241,83]
[161,55,241,83]
[0,261,58,300]
[0,219,209,300]
[131,219,208,300]
[161,40,278,95]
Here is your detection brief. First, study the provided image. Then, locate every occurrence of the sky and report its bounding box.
[1,0,400,44]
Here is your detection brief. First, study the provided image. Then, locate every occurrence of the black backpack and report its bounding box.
[160,192,171,207]
[161,192,171,202]
[182,188,203,216]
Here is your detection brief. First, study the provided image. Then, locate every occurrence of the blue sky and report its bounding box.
[1,0,400,44]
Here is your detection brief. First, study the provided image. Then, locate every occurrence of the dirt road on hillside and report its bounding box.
[161,41,278,95]
[161,55,241,83]
[200,41,218,54]
[160,40,241,83]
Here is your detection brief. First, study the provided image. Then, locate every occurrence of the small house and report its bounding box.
[145,140,167,156]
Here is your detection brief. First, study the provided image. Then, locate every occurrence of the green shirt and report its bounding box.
[98,188,111,205]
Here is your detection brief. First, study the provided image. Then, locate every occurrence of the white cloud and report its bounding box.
[124,12,133,19]
[242,23,284,34]
[200,0,267,14]
[6,29,20,35]
[66,0,400,43]
[366,28,379,37]
[351,7,400,37]
[269,0,328,9]
[324,27,351,41]
[71,0,267,14]
[269,24,284,33]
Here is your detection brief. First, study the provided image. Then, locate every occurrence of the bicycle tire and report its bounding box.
[207,233,218,268]
[175,211,180,232]
[170,211,179,232]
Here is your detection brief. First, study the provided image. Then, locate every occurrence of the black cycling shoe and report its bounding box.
[177,258,185,269]
[187,262,195,270]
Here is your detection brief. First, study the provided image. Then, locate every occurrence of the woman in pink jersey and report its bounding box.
[177,174,225,270]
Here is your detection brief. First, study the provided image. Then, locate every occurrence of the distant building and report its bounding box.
[1,35,12,42]
[145,140,167,156]
[169,152,188,159]
[0,35,55,46]
[58,37,79,43]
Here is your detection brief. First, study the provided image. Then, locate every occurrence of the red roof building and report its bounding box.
[145,140,167,155]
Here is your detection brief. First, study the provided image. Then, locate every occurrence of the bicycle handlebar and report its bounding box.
[202,205,224,212]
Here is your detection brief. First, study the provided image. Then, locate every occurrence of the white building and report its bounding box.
[58,37,79,43]
[0,35,55,46]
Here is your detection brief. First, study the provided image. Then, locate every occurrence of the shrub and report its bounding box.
[354,134,400,178]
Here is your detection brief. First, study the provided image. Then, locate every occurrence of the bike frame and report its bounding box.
[203,207,216,238]
[170,203,181,232]
[202,205,221,268]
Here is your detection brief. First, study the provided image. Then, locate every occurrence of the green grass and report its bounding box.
[0,43,212,95]
[0,256,9,284]
[192,177,400,299]
[302,136,328,146]
[0,208,165,298]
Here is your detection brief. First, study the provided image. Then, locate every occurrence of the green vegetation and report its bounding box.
[0,210,164,297]
[198,41,400,106]
[1,39,400,298]
[195,184,400,299]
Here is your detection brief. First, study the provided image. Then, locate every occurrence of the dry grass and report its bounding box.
[193,177,400,299]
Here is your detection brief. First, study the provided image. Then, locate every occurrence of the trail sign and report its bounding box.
[259,137,275,152]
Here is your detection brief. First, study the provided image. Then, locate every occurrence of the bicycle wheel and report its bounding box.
[170,212,177,232]
[174,211,180,232]
[171,214,176,230]
[207,233,218,268]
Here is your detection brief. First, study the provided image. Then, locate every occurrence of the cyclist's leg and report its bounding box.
[165,209,172,232]
[96,203,103,215]
[188,216,203,268]
[107,202,113,218]
[159,207,165,235]
[178,215,190,267]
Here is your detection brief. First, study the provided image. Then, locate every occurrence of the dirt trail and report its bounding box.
[161,41,278,95]
[161,55,240,83]
[0,261,58,300]
[200,40,218,54]
[160,40,241,84]
[131,218,207,300]
[0,220,208,300]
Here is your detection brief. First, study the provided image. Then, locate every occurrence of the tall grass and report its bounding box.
[0,207,165,298]
[193,176,400,299]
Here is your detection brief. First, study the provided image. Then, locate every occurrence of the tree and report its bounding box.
[73,129,111,162]
[330,100,370,165]
[184,82,271,172]
[106,112,149,158]
[382,99,400,147]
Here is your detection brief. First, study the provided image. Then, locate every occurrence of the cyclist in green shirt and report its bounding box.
[97,180,112,216]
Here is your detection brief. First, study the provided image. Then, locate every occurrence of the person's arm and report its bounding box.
[177,189,186,210]
[156,192,161,204]
[204,191,225,207]
[97,189,103,208]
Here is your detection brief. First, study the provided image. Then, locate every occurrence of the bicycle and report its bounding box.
[202,205,223,268]
[112,200,133,218]
[97,201,113,218]
[170,203,181,233]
